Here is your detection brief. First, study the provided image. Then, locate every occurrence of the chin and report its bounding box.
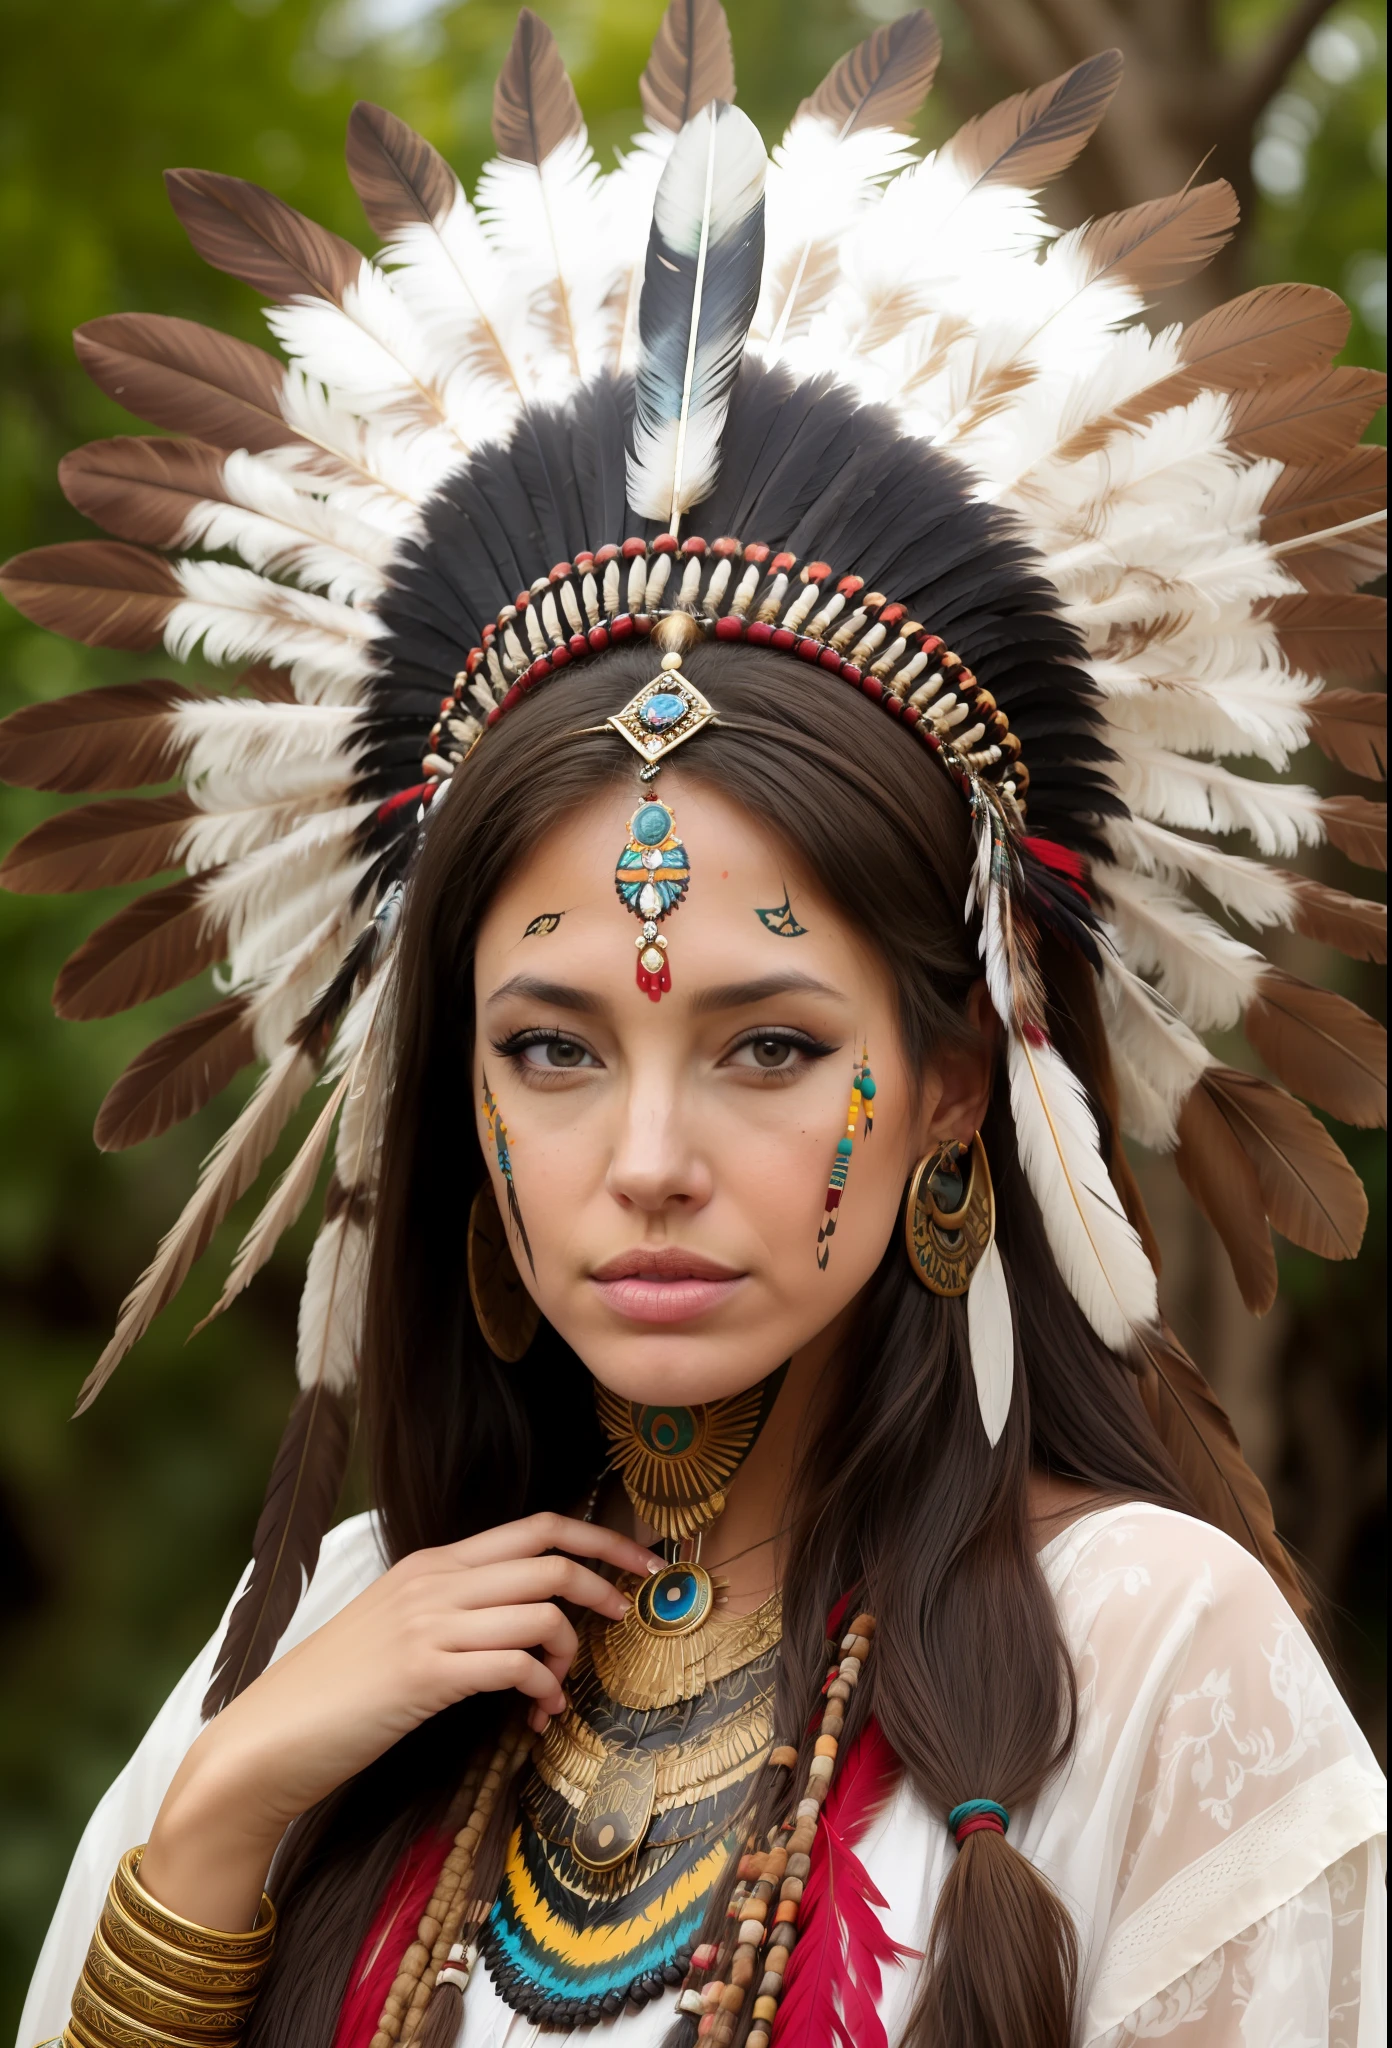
[571,1326,791,1408]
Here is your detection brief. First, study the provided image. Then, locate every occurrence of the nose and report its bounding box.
[604,1070,714,1216]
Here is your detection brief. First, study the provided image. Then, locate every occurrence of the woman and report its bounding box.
[7,7,1385,2046]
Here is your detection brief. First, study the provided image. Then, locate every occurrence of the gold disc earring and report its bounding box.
[467,1182,540,1361]
[904,1133,996,1295]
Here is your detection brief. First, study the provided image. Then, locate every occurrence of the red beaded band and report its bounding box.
[403,535,1028,829]
[953,1814,1006,1843]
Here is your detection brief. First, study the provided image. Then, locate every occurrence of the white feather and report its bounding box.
[966,1239,1014,1444]
[1007,1031,1158,1350]
[1097,948,1213,1147]
[296,1209,369,1393]
[1112,743,1325,856]
[176,451,395,606]
[175,699,361,806]
[1098,862,1265,1032]
[1107,816,1301,933]
[166,561,381,706]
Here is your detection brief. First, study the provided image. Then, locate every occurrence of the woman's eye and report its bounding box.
[520,1037,594,1069]
[749,1038,795,1069]
[726,1032,830,1074]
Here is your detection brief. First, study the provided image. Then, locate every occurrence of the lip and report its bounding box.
[590,1246,747,1324]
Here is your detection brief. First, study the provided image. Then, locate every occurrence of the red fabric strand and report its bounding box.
[331,1828,451,2048]
[772,1718,919,2048]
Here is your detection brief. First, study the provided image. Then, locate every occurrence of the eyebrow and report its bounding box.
[484,970,846,1015]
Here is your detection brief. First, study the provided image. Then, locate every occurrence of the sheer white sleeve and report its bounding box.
[1056,1507,1387,2048]
[16,1513,386,2048]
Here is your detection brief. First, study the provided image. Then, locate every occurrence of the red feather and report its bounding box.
[773,1719,919,2048]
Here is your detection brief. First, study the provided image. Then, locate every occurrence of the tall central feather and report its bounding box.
[627,100,766,530]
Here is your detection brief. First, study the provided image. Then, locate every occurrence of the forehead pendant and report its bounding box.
[607,650,716,1002]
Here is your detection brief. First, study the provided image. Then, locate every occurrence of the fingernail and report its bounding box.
[645,1557,663,1575]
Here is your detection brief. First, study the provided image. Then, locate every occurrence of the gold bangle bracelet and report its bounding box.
[113,1850,275,1966]
[83,1927,255,2038]
[71,1975,240,2048]
[100,1899,269,1999]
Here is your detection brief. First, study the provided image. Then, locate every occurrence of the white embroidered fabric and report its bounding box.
[17,1503,1386,2048]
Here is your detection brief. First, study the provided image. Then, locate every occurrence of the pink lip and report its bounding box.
[590,1247,747,1325]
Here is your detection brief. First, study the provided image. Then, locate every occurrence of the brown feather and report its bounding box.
[1072,179,1238,299]
[1228,366,1387,464]
[74,313,295,454]
[1199,1065,1367,1259]
[640,0,736,133]
[240,663,298,703]
[76,1044,318,1412]
[0,541,179,650]
[0,791,195,894]
[165,169,363,304]
[1321,795,1386,870]
[1262,444,1385,539]
[59,437,228,549]
[1267,592,1386,682]
[202,1383,352,1715]
[95,995,256,1151]
[492,9,583,165]
[1135,1325,1308,1620]
[1175,1080,1277,1312]
[345,101,456,238]
[0,678,197,793]
[1245,967,1386,1128]
[1279,537,1387,596]
[53,872,226,1020]
[1287,873,1386,962]
[797,10,941,135]
[1304,687,1387,779]
[940,50,1122,193]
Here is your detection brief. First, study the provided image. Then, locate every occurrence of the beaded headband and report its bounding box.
[420,534,1027,824]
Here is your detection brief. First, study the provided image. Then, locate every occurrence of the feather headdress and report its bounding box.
[0,3,1384,1703]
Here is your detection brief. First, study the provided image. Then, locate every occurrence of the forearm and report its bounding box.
[140,1725,290,1933]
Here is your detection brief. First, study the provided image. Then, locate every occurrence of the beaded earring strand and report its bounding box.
[675,1611,879,2046]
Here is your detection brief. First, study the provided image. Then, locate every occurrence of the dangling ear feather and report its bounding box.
[627,100,767,528]
[966,1240,1014,1444]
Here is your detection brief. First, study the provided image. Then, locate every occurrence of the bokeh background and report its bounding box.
[0,0,1384,2032]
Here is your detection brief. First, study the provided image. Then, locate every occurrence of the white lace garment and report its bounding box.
[20,1502,1386,2048]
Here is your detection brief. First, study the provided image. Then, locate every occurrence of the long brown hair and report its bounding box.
[247,642,1199,2048]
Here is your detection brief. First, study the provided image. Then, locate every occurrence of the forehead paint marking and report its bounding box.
[523,912,564,938]
[754,892,808,938]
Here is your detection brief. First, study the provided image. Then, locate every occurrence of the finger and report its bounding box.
[443,1556,632,1621]
[449,1648,566,1719]
[441,1603,578,1668]
[443,1514,662,1578]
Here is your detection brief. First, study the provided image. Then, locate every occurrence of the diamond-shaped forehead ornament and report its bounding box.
[606,654,719,764]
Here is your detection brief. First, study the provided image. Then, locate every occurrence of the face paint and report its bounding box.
[754,891,808,937]
[523,912,564,937]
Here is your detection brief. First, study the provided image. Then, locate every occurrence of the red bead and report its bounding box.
[883,693,903,716]
[574,551,595,570]
[839,661,862,682]
[746,621,773,644]
[712,535,741,557]
[795,636,820,662]
[594,543,620,565]
[550,644,571,667]
[622,537,648,558]
[837,575,864,597]
[920,634,944,655]
[681,535,707,556]
[818,646,841,671]
[635,615,654,635]
[548,560,573,580]
[515,590,530,610]
[587,625,610,650]
[715,615,744,640]
[803,560,831,583]
[772,551,796,574]
[568,634,588,657]
[903,704,921,725]
[743,542,770,564]
[610,614,635,640]
[878,603,906,628]
[482,623,496,644]
[923,729,941,750]
[486,707,501,725]
[860,676,884,701]
[653,533,679,554]
[770,627,796,650]
[465,648,483,674]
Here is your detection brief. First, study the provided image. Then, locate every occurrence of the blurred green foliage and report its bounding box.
[0,0,1384,2035]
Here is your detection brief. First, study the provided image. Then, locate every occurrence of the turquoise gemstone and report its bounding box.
[837,1136,854,1157]
[860,1075,876,1099]
[641,692,687,731]
[631,801,673,847]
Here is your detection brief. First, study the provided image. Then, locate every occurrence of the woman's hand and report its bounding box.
[141,1514,660,1931]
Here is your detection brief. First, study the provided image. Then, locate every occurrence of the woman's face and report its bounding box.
[473,777,991,1404]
